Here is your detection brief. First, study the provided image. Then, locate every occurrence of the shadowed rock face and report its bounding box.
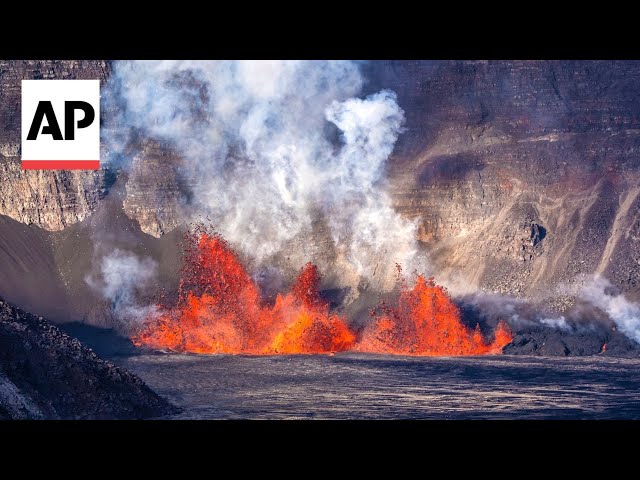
[503,327,640,357]
[0,298,178,419]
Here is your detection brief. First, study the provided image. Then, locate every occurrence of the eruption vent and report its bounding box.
[133,225,355,354]
[134,225,512,356]
[356,271,512,355]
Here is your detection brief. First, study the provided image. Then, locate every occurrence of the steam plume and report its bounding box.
[581,276,640,344]
[85,249,158,323]
[102,61,421,290]
[539,316,572,332]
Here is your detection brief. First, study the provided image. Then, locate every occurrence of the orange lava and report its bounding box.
[133,225,512,356]
[133,227,355,354]
[356,274,512,356]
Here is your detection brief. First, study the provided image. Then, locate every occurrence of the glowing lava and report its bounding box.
[266,263,356,354]
[133,226,355,354]
[133,225,512,356]
[356,274,512,356]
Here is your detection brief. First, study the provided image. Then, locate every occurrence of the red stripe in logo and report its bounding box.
[21,161,100,170]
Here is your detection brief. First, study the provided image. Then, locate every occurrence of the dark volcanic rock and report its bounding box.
[0,298,178,419]
[503,326,640,357]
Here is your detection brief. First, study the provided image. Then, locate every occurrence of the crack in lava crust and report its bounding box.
[132,225,512,356]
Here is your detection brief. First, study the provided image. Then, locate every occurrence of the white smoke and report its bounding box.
[461,291,576,332]
[85,249,158,323]
[581,276,640,344]
[539,316,572,332]
[102,60,421,289]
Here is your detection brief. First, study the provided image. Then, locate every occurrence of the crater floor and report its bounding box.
[117,353,640,419]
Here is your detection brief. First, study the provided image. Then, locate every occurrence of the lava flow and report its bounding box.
[133,226,355,354]
[133,225,512,356]
[356,272,512,356]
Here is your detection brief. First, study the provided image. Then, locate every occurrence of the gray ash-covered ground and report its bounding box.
[0,299,178,419]
[118,352,640,419]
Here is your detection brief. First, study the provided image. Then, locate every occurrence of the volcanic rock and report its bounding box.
[3,60,638,305]
[503,326,640,357]
[0,298,178,419]
[123,140,188,237]
[369,61,640,307]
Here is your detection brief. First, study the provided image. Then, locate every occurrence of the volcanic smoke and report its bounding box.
[102,60,423,293]
[106,61,511,354]
[133,225,512,356]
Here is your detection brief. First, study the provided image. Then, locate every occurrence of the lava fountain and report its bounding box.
[356,271,512,355]
[133,225,355,354]
[133,225,512,356]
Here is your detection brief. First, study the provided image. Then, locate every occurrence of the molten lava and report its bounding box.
[356,274,512,356]
[134,225,512,356]
[133,226,355,354]
[267,264,356,354]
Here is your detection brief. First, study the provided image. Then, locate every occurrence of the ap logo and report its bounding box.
[21,80,100,170]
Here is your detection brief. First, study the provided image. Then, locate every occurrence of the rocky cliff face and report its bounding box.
[0,60,111,230]
[123,140,187,237]
[0,160,106,230]
[364,61,640,306]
